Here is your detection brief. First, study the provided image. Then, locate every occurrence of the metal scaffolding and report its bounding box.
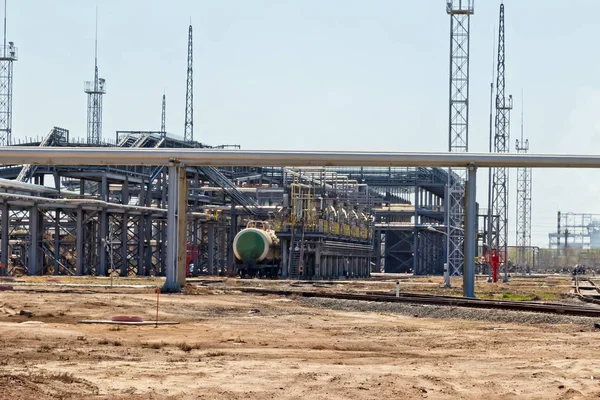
[446,0,474,276]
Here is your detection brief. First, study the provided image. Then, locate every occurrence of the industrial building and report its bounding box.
[0,1,535,282]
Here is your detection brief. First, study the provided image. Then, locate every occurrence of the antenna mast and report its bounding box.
[184,23,194,143]
[491,2,513,282]
[0,0,16,146]
[84,6,106,145]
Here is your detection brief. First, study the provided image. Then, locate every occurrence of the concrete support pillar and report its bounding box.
[464,164,477,298]
[28,206,41,275]
[207,223,215,275]
[164,163,188,291]
[1,202,9,275]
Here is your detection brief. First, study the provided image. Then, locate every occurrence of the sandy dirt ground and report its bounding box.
[0,276,599,399]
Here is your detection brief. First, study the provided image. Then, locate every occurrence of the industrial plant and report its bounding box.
[3,2,600,399]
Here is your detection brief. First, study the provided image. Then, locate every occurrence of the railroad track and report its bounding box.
[236,287,600,318]
[573,277,600,306]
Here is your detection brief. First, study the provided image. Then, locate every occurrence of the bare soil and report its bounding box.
[0,275,599,399]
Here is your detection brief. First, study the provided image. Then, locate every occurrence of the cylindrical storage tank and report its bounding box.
[233,228,275,263]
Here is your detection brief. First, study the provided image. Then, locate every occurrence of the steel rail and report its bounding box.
[2,147,600,168]
[236,287,600,318]
[573,278,600,306]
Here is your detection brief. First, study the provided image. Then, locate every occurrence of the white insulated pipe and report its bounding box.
[1,147,600,168]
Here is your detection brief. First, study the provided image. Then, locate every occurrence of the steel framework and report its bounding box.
[491,3,512,275]
[446,0,474,276]
[515,97,532,266]
[0,0,16,146]
[184,24,194,143]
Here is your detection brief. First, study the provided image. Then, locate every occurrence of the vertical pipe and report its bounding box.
[464,164,477,298]
[207,223,215,275]
[54,209,60,275]
[28,206,39,275]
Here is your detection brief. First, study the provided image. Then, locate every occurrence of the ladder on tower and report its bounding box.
[289,250,301,277]
[197,166,260,216]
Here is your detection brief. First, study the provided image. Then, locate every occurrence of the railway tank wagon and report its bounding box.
[233,220,281,278]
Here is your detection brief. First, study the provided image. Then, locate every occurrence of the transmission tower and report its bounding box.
[161,94,166,136]
[446,0,474,277]
[0,0,17,146]
[515,93,532,267]
[184,24,193,143]
[490,2,512,281]
[84,8,106,145]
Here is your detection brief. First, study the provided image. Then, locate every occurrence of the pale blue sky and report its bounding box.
[8,1,600,247]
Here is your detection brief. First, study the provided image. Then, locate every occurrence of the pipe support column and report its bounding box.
[164,162,188,291]
[464,164,477,298]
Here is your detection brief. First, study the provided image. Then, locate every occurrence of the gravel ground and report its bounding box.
[300,297,600,327]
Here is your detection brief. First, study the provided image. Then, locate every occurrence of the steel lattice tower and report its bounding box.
[490,2,512,275]
[0,0,17,146]
[446,0,474,276]
[184,24,193,143]
[161,94,166,136]
[84,9,105,145]
[515,94,532,267]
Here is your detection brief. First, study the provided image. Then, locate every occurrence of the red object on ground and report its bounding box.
[484,248,504,283]
[0,277,15,282]
[0,285,13,291]
[111,316,144,322]
[186,243,199,277]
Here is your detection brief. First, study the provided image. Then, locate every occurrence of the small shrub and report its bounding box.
[37,344,52,353]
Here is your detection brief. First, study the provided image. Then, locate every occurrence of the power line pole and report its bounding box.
[491,2,512,282]
[515,90,532,268]
[184,23,193,143]
[446,0,474,278]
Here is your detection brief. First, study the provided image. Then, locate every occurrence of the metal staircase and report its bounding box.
[16,127,69,182]
[197,166,260,216]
